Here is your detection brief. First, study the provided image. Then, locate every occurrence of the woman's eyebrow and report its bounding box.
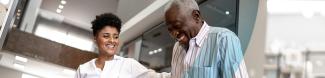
[102,33,109,35]
[101,33,119,36]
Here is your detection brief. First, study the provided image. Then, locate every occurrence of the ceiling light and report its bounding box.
[13,63,25,69]
[56,9,62,13]
[15,56,28,62]
[16,13,20,16]
[60,0,66,5]
[149,51,153,55]
[153,50,158,53]
[58,5,64,9]
[225,11,230,15]
[158,48,162,52]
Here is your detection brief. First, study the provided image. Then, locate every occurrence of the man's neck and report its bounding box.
[190,21,204,38]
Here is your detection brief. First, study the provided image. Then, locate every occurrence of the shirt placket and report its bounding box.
[184,39,196,71]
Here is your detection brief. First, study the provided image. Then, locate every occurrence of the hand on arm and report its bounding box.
[129,59,171,78]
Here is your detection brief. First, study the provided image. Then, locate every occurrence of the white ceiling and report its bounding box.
[40,0,119,31]
[116,0,155,23]
[39,0,156,32]
[38,0,168,45]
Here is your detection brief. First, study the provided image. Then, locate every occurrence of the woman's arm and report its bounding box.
[74,67,82,78]
[128,58,171,78]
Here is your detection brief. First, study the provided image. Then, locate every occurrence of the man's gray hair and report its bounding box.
[164,0,199,14]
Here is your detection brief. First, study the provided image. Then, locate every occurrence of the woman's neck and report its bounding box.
[95,55,114,70]
[98,54,114,61]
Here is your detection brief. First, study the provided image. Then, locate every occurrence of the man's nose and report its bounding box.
[172,31,179,37]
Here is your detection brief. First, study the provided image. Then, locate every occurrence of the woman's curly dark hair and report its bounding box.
[91,13,122,36]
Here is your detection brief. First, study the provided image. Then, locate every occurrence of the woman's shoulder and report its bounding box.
[114,55,140,65]
[78,58,96,70]
[115,55,136,63]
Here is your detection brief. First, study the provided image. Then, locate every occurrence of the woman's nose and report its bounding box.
[107,37,115,43]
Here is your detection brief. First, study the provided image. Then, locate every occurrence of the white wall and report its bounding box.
[267,14,325,52]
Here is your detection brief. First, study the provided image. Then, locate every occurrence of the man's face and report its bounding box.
[165,5,199,46]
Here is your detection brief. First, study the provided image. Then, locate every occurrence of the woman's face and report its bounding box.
[94,26,119,56]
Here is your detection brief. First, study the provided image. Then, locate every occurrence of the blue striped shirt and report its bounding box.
[171,22,248,78]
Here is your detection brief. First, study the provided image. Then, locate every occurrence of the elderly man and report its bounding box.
[164,0,249,78]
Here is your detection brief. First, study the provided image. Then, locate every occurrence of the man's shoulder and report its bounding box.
[207,26,233,34]
[207,26,238,38]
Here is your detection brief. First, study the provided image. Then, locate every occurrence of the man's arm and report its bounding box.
[234,60,249,78]
[219,31,249,78]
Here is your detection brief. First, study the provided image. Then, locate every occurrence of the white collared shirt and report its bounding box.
[75,55,170,78]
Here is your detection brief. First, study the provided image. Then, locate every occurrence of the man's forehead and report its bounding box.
[166,6,183,18]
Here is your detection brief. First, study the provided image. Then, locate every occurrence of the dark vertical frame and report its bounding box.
[235,0,239,35]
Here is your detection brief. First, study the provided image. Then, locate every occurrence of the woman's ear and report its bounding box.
[93,36,97,42]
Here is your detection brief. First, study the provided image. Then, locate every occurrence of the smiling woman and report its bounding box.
[74,13,170,78]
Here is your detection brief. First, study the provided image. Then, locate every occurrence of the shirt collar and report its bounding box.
[192,21,209,47]
[112,55,122,60]
[92,55,122,65]
[91,55,122,70]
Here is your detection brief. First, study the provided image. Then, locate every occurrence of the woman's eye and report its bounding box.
[114,36,119,39]
[103,35,109,38]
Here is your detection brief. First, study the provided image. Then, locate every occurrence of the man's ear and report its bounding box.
[192,10,202,23]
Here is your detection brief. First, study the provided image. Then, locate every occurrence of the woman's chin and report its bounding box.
[105,50,116,55]
[104,50,115,56]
